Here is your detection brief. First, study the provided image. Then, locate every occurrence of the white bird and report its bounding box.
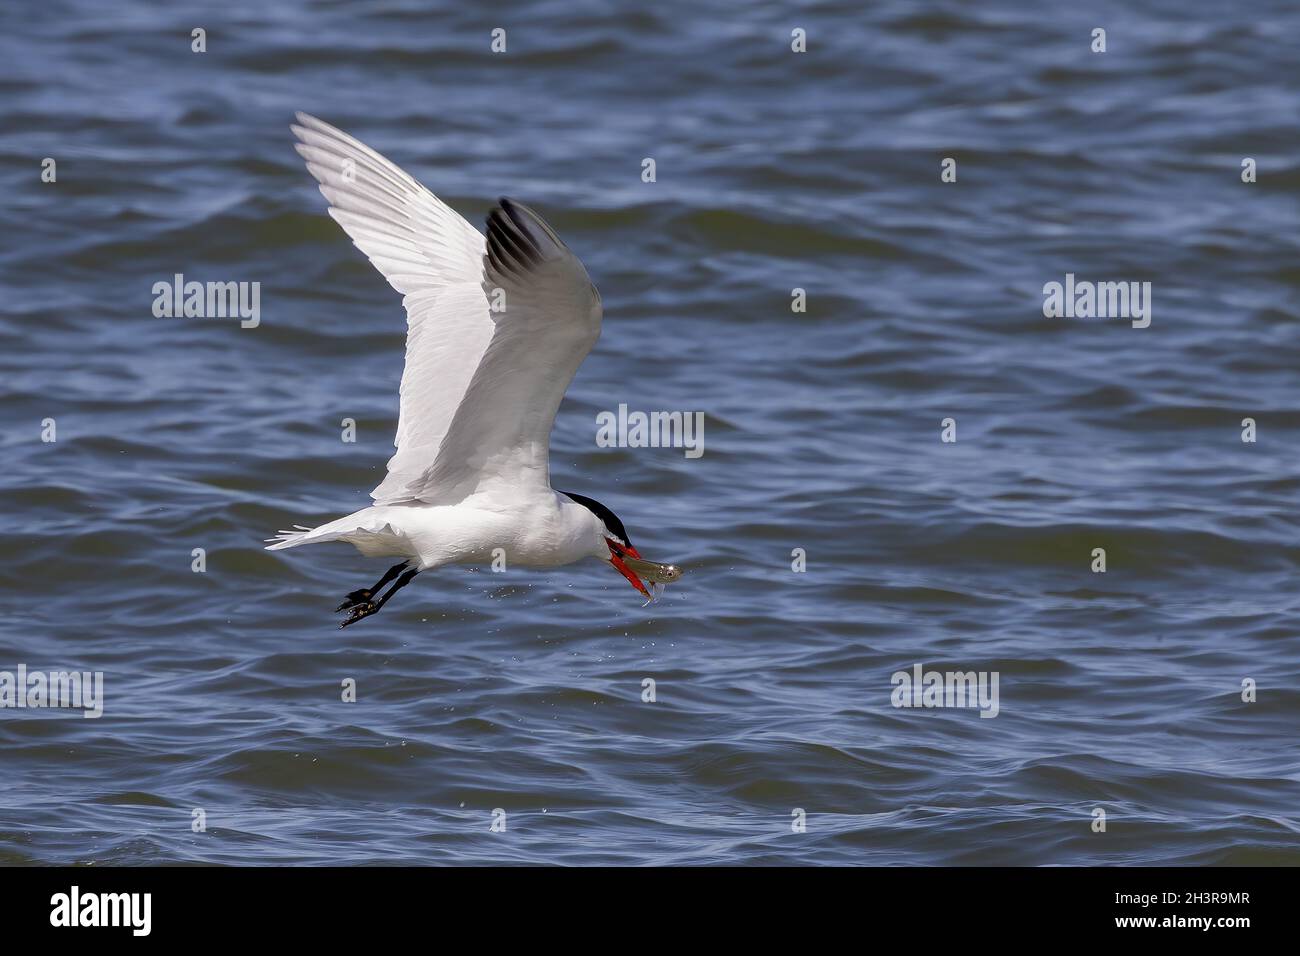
[267,113,681,627]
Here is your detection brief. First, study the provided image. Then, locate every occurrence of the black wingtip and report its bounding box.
[485,197,566,280]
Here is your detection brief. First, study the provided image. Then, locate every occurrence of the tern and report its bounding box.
[267,113,681,627]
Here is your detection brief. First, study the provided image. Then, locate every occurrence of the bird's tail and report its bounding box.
[264,524,320,551]
[265,509,404,555]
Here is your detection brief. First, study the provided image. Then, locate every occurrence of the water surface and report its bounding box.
[0,0,1298,865]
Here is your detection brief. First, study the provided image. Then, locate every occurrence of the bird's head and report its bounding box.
[561,491,682,604]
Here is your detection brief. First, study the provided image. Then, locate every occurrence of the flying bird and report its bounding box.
[267,113,681,627]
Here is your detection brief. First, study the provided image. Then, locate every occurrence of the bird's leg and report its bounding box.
[339,567,420,628]
[336,561,409,613]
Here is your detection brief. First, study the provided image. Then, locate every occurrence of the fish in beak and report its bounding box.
[607,539,682,606]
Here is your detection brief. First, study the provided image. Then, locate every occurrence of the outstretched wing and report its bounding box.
[289,112,493,504]
[404,198,602,503]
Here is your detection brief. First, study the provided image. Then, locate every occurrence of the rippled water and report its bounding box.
[1,0,1298,865]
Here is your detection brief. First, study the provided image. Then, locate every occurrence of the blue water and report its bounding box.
[1,0,1298,865]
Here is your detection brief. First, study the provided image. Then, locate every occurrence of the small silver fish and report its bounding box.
[618,556,682,606]
[622,556,683,585]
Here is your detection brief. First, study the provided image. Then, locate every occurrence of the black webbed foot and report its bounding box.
[333,563,419,627]
[335,562,410,614]
[335,589,373,612]
[339,601,378,628]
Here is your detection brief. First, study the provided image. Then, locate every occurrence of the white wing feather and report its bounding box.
[289,113,493,504]
[408,199,602,502]
[290,116,601,506]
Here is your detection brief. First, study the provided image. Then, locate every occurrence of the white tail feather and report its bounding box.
[264,511,412,559]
